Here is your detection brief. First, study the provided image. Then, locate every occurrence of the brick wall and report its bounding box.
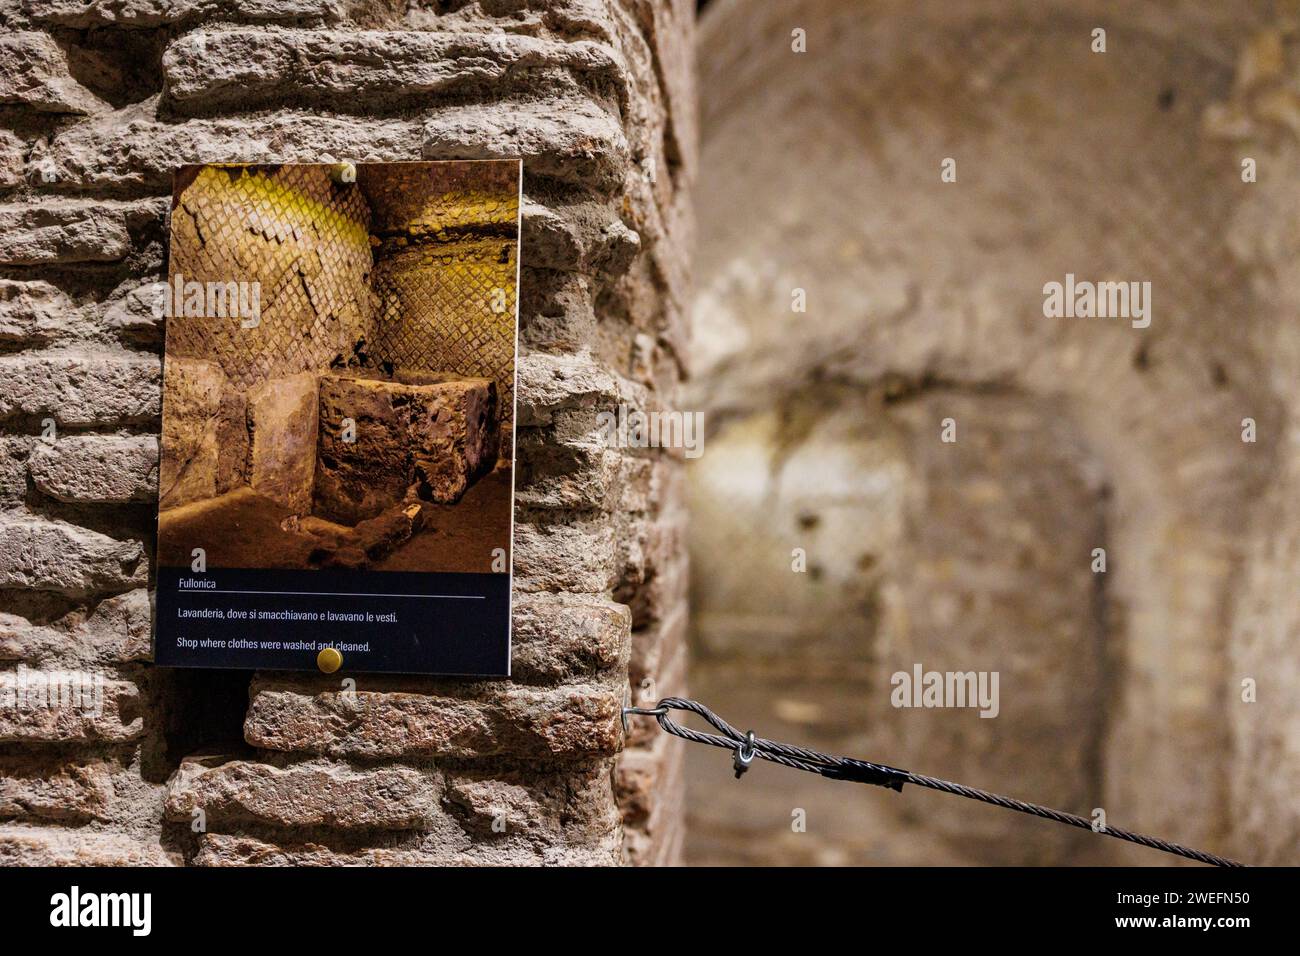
[364,160,521,427]
[0,0,694,866]
[165,164,375,500]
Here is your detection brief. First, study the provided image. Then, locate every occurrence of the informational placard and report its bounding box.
[153,160,521,676]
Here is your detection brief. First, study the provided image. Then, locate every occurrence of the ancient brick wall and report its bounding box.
[165,165,376,501]
[0,0,694,866]
[366,161,520,429]
[168,165,376,391]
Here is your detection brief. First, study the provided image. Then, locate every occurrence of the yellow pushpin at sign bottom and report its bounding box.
[317,647,343,673]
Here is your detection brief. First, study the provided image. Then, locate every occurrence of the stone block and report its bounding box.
[520,198,640,276]
[244,674,623,761]
[0,280,76,351]
[513,518,619,593]
[248,372,317,514]
[443,762,620,844]
[159,356,224,510]
[0,438,29,504]
[422,96,628,193]
[514,434,621,512]
[162,29,626,115]
[0,588,152,667]
[0,757,117,823]
[315,370,498,524]
[515,349,621,426]
[191,833,426,867]
[510,592,631,683]
[0,674,142,743]
[164,756,435,830]
[36,100,423,193]
[0,349,160,427]
[28,435,158,504]
[190,831,621,866]
[0,130,25,189]
[0,201,131,265]
[0,32,106,115]
[22,0,342,28]
[518,268,596,353]
[0,515,147,598]
[0,826,170,866]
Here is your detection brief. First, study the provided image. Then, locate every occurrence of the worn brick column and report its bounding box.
[0,0,693,866]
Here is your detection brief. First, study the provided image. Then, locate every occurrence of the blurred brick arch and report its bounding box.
[687,0,1298,865]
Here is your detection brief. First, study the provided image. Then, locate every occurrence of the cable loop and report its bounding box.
[733,730,756,778]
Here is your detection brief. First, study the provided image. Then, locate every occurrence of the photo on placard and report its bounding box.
[153,160,521,677]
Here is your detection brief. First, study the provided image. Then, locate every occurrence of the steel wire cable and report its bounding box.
[625,697,1243,868]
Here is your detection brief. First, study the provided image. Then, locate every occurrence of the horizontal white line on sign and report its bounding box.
[178,589,485,599]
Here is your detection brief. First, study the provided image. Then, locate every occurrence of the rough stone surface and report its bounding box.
[510,592,631,684]
[244,675,624,761]
[0,676,142,743]
[0,515,147,598]
[28,435,158,504]
[0,827,170,866]
[514,519,620,593]
[443,763,621,846]
[162,30,626,115]
[0,32,106,115]
[164,757,435,830]
[0,350,161,427]
[0,757,117,823]
[422,96,629,192]
[0,130,25,189]
[0,589,152,667]
[314,371,496,522]
[21,0,342,28]
[0,201,132,264]
[0,280,77,350]
[34,100,423,193]
[191,829,617,866]
[315,370,497,522]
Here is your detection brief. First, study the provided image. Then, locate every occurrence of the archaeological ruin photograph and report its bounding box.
[151,160,519,676]
[157,161,517,577]
[0,0,1295,932]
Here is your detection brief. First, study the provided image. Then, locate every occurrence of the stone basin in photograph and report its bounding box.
[314,368,499,525]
